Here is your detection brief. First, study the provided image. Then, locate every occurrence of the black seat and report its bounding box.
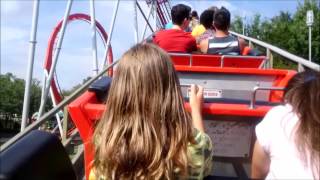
[0,130,76,180]
[88,76,112,102]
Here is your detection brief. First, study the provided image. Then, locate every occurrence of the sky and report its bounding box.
[1,0,302,90]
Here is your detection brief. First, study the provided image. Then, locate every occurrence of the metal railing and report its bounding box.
[230,31,320,72]
[0,61,118,152]
[249,86,286,109]
[1,61,117,168]
[220,55,268,68]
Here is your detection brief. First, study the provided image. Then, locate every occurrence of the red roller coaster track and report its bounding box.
[44,13,113,104]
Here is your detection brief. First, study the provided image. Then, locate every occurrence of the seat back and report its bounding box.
[169,53,266,69]
[191,54,221,67]
[222,56,265,68]
[176,66,295,103]
[170,53,191,66]
[0,130,76,180]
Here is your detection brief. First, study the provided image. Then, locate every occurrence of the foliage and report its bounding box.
[231,15,243,35]
[231,0,320,66]
[0,73,51,130]
[0,73,24,117]
[62,76,91,96]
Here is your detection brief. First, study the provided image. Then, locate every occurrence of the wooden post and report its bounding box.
[62,106,69,142]
[266,48,273,69]
[249,41,253,48]
[298,63,305,72]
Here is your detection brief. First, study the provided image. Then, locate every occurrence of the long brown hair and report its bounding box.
[93,43,194,179]
[284,70,320,178]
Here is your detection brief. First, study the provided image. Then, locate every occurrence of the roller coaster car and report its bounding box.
[0,130,77,180]
[68,66,295,179]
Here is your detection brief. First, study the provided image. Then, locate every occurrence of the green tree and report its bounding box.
[0,73,49,130]
[62,76,91,96]
[291,0,320,63]
[247,14,263,39]
[236,0,320,67]
[231,15,244,34]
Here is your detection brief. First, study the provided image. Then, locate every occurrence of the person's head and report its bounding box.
[200,9,215,30]
[284,70,320,178]
[171,4,192,29]
[93,43,194,179]
[207,6,218,12]
[191,10,199,20]
[213,6,231,31]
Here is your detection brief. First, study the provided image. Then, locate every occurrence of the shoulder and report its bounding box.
[165,22,173,29]
[154,30,174,41]
[228,34,238,40]
[155,29,169,36]
[257,105,292,129]
[188,130,213,178]
[191,25,200,33]
[182,32,196,44]
[264,104,293,122]
[192,25,206,36]
[255,105,296,152]
[190,129,213,152]
[199,39,209,53]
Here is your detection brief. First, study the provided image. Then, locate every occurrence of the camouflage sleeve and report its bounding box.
[188,130,214,179]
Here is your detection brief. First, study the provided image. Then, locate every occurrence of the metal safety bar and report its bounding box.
[249,86,285,109]
[220,55,268,68]
[0,61,118,152]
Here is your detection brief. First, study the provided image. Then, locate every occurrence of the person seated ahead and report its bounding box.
[153,4,197,53]
[196,9,216,44]
[189,10,200,30]
[199,7,245,55]
[252,71,320,179]
[192,6,217,40]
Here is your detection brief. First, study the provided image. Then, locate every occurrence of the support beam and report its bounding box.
[102,0,120,68]
[37,0,73,120]
[90,0,99,75]
[21,0,40,132]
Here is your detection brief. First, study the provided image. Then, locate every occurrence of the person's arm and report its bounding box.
[251,140,270,179]
[238,37,246,54]
[189,84,205,132]
[199,39,209,53]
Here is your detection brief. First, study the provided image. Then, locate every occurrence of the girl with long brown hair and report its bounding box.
[252,71,320,179]
[91,43,213,180]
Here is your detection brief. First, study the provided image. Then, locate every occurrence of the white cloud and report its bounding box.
[175,1,194,10]
[55,53,94,90]
[212,1,234,10]
[1,26,29,42]
[1,0,33,19]
[1,0,20,14]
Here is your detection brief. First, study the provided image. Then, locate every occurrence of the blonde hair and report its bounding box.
[93,43,194,179]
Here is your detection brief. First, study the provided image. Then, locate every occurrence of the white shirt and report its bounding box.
[255,104,315,179]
